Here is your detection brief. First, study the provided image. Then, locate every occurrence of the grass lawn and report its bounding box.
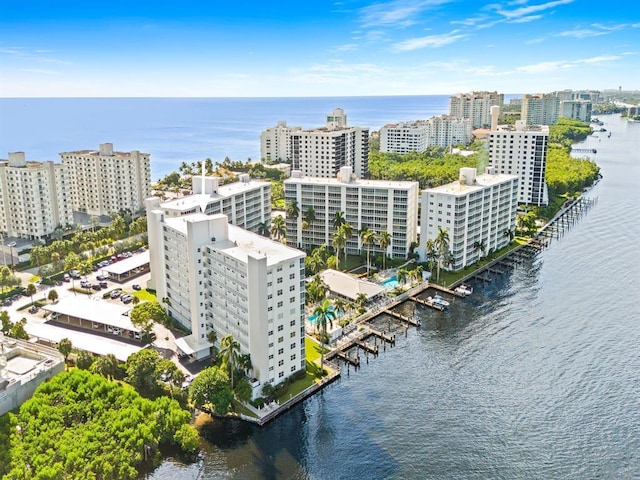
[305,336,328,364]
[133,289,156,302]
[232,399,259,418]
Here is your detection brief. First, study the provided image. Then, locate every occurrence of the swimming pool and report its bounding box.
[381,276,399,289]
[307,306,344,324]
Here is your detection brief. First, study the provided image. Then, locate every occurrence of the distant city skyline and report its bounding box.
[0,0,638,97]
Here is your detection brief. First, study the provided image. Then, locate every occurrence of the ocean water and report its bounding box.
[0,95,458,181]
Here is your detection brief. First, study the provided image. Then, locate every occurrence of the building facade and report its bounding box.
[559,100,593,122]
[145,209,306,396]
[418,167,518,271]
[0,152,73,239]
[449,91,504,129]
[156,173,271,233]
[284,166,419,259]
[521,94,560,126]
[60,143,152,216]
[260,121,302,162]
[290,109,369,178]
[380,116,472,153]
[488,119,549,206]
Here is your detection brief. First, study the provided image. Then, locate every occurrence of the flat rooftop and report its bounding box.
[319,269,386,301]
[60,150,149,157]
[102,250,149,275]
[285,175,418,189]
[160,179,268,213]
[424,172,518,196]
[41,297,138,331]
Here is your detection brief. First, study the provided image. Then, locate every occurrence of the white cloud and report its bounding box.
[359,0,454,28]
[490,0,575,20]
[393,30,468,50]
[516,54,620,73]
[508,14,542,23]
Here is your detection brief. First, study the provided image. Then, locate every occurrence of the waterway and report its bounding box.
[148,114,640,479]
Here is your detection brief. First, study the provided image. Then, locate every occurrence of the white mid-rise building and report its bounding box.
[0,152,73,239]
[260,121,302,163]
[290,108,370,178]
[449,91,504,129]
[380,121,428,153]
[60,143,152,216]
[488,113,549,206]
[146,208,306,396]
[284,166,419,259]
[380,116,472,154]
[155,173,271,230]
[559,100,592,122]
[426,115,473,147]
[521,94,560,126]
[418,167,518,271]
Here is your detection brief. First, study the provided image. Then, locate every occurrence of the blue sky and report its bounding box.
[0,0,637,97]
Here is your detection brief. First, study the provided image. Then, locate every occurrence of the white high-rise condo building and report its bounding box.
[284,166,419,259]
[380,116,472,154]
[559,100,592,123]
[260,121,302,162]
[60,143,151,216]
[290,108,369,178]
[488,112,549,206]
[154,173,271,231]
[418,167,518,271]
[145,207,306,397]
[449,91,504,129]
[0,152,73,240]
[521,94,559,126]
[380,121,428,154]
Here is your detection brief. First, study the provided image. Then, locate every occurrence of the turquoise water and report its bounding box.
[382,276,399,289]
[307,307,343,324]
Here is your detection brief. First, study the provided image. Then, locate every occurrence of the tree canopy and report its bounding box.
[188,366,234,415]
[0,369,197,479]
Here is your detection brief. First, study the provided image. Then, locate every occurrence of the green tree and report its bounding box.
[130,301,169,332]
[91,353,122,380]
[9,318,29,340]
[302,206,316,230]
[58,337,73,364]
[26,282,36,306]
[270,214,286,243]
[0,265,11,293]
[378,231,392,270]
[219,333,241,390]
[257,220,270,237]
[313,299,336,376]
[76,350,95,370]
[189,366,234,414]
[424,238,437,278]
[359,227,377,276]
[332,228,346,271]
[0,310,11,334]
[286,199,300,220]
[125,349,170,397]
[207,330,218,359]
[397,268,409,286]
[333,210,346,230]
[434,226,450,282]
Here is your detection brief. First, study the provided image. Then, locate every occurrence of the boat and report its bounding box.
[454,284,473,296]
[432,294,450,308]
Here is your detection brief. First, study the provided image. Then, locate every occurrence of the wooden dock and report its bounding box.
[409,295,445,311]
[384,308,422,325]
[333,350,360,367]
[355,340,379,356]
[367,326,396,345]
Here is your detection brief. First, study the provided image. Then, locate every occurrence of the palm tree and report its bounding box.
[331,229,347,271]
[303,206,316,229]
[219,333,241,389]
[434,227,450,282]
[413,265,424,284]
[270,215,286,243]
[473,240,486,261]
[397,268,409,286]
[257,220,270,237]
[355,292,368,314]
[207,330,218,360]
[313,299,336,376]
[58,337,72,365]
[378,231,392,271]
[359,227,377,276]
[339,223,353,266]
[286,199,300,220]
[503,228,515,242]
[26,283,37,307]
[333,211,346,230]
[333,297,346,318]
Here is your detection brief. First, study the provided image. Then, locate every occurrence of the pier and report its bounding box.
[409,295,444,311]
[384,307,422,325]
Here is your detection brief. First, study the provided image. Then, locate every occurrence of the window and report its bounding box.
[290,343,296,350]
[278,325,284,332]
[290,320,296,327]
[269,354,273,360]
[277,289,283,296]
[279,371,285,378]
[278,348,284,355]
[277,277,283,284]
[290,331,296,337]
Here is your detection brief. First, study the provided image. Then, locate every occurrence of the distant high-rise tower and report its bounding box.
[449,91,504,129]
[521,94,559,126]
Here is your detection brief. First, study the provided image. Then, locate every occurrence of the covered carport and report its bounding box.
[41,297,142,341]
[101,251,150,283]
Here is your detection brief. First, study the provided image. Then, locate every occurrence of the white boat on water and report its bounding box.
[454,284,473,296]
[432,294,450,308]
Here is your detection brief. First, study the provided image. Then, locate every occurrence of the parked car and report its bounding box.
[63,273,70,282]
[132,284,141,291]
[112,328,122,335]
[181,376,194,390]
[99,281,108,288]
[92,284,102,291]
[110,290,122,299]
